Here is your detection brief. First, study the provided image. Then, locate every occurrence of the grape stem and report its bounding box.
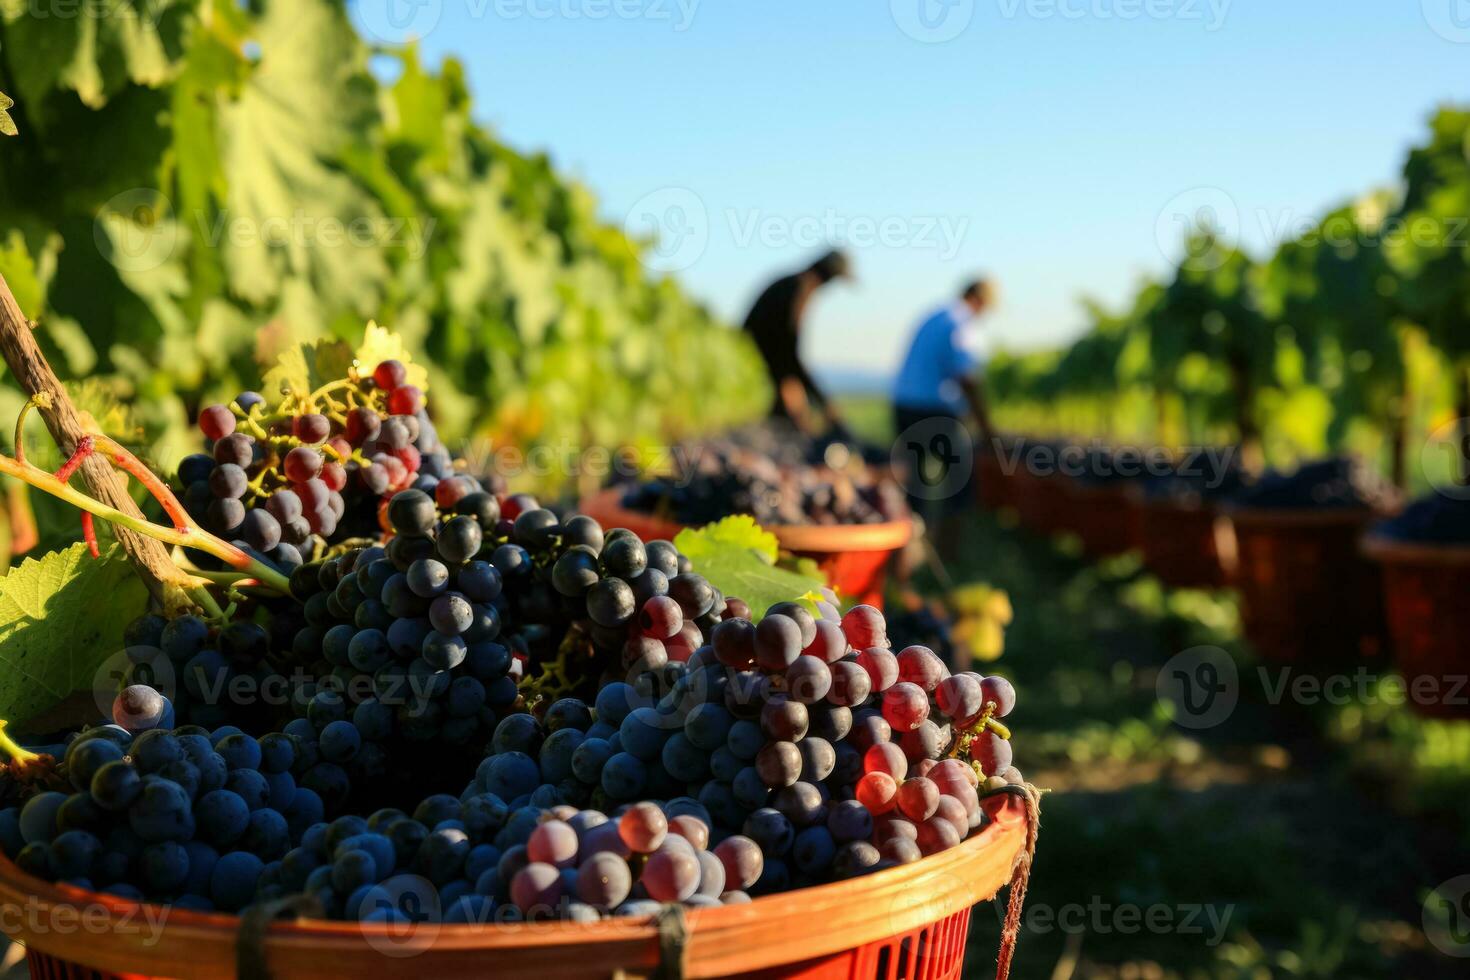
[0,720,40,764]
[0,449,292,595]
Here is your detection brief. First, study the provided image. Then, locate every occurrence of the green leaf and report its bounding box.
[675,519,825,620]
[0,91,16,136]
[0,544,149,731]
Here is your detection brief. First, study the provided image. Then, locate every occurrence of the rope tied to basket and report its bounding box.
[992,782,1041,980]
[652,901,689,980]
[236,892,325,980]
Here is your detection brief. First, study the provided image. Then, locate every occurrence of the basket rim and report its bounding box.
[1222,504,1382,528]
[0,794,1026,978]
[1361,533,1470,565]
[578,488,913,554]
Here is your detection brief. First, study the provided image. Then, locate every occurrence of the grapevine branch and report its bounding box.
[0,272,291,602]
[0,272,181,603]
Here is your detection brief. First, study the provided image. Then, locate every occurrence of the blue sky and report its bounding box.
[357,0,1468,382]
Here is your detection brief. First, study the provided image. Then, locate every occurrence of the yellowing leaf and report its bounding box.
[0,91,16,136]
[675,515,780,564]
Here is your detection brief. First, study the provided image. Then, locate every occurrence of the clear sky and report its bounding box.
[355,0,1468,382]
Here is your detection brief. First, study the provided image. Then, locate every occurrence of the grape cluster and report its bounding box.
[2,596,1023,922]
[177,360,454,565]
[619,433,904,528]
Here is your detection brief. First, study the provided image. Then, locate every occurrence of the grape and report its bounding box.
[527,820,579,868]
[283,446,323,483]
[760,696,808,741]
[113,685,169,733]
[785,656,833,705]
[586,578,635,629]
[896,645,948,693]
[668,574,714,619]
[827,661,872,708]
[754,615,802,672]
[552,548,601,597]
[841,605,887,650]
[641,846,699,902]
[980,676,1017,718]
[754,742,802,788]
[618,802,667,853]
[437,516,483,565]
[293,413,331,445]
[208,463,249,500]
[972,731,1014,776]
[803,619,848,664]
[576,852,632,909]
[797,738,836,783]
[742,808,794,856]
[714,835,764,889]
[388,386,423,416]
[864,742,908,779]
[712,617,757,669]
[827,800,874,844]
[856,772,899,814]
[936,674,984,723]
[916,816,961,856]
[881,682,929,731]
[373,360,408,390]
[387,490,437,535]
[638,595,684,640]
[198,405,237,440]
[897,776,940,821]
[644,540,680,577]
[855,647,899,691]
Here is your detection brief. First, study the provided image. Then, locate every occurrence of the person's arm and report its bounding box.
[952,319,991,436]
[783,277,845,430]
[960,376,994,438]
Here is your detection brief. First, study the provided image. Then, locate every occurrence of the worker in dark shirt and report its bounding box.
[742,250,851,433]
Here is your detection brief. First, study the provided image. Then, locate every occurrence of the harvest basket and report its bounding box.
[1,793,1031,980]
[1361,536,1470,719]
[1008,470,1074,538]
[1223,507,1386,665]
[1133,492,1234,589]
[578,490,913,610]
[1067,483,1140,558]
[974,441,1014,512]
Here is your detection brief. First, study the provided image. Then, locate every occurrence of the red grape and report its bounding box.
[863,742,907,779]
[388,385,423,415]
[510,862,564,912]
[881,682,929,731]
[283,446,322,483]
[897,776,940,821]
[896,645,948,693]
[856,771,899,814]
[936,674,984,723]
[344,407,381,444]
[527,820,579,868]
[641,847,699,902]
[714,835,764,889]
[980,675,1017,718]
[667,815,710,851]
[618,801,667,853]
[971,730,1013,776]
[198,404,236,440]
[373,359,407,390]
[916,816,961,855]
[320,462,347,492]
[855,647,899,691]
[802,618,848,664]
[639,595,684,640]
[292,413,330,445]
[840,604,887,650]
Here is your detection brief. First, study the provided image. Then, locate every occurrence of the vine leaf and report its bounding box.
[675,518,825,620]
[0,543,149,731]
[0,92,16,136]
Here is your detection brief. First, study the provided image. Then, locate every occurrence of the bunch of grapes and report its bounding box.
[176,360,455,566]
[619,434,905,528]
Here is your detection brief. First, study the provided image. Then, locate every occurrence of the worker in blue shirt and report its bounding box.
[892,278,996,442]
